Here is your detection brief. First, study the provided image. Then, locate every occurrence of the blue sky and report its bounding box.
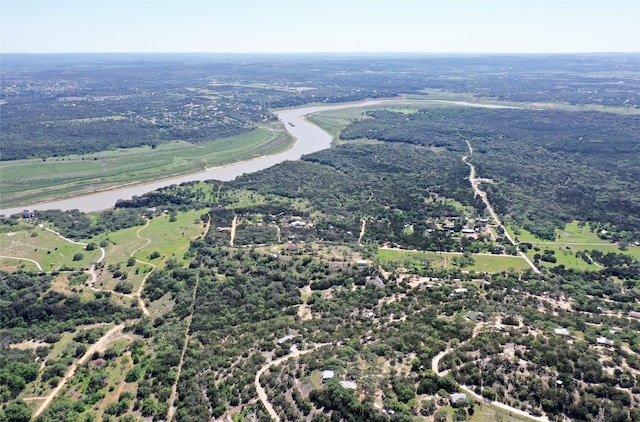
[2,0,639,53]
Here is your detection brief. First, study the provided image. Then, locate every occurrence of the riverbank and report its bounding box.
[1,99,386,216]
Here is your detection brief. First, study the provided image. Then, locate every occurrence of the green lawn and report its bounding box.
[101,209,207,265]
[128,210,208,265]
[376,248,446,271]
[555,221,604,243]
[1,124,293,208]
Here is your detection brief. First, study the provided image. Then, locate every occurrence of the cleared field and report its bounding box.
[471,403,540,422]
[94,210,207,293]
[127,210,208,264]
[376,248,446,271]
[0,224,101,271]
[376,248,530,273]
[508,221,640,269]
[0,124,293,208]
[306,108,369,142]
[463,254,531,273]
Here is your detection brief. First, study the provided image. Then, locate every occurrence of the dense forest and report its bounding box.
[340,107,640,241]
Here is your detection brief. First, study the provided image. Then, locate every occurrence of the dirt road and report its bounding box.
[255,344,328,422]
[230,215,238,247]
[358,219,366,245]
[0,255,43,271]
[130,219,154,316]
[462,141,540,274]
[32,324,125,419]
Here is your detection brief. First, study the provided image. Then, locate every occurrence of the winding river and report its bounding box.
[0,100,385,216]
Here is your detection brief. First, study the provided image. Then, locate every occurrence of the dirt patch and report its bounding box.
[10,340,50,350]
[297,304,313,321]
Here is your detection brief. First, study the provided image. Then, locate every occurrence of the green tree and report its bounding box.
[1,400,32,422]
[434,408,449,422]
[141,397,157,417]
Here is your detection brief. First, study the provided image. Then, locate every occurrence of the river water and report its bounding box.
[1,100,385,216]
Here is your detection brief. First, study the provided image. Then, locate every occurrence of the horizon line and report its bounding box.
[2,51,639,55]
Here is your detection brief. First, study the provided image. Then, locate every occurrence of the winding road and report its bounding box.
[254,344,328,422]
[131,219,154,316]
[0,255,43,271]
[431,323,548,422]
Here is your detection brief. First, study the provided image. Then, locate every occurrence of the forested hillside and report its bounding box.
[340,107,640,241]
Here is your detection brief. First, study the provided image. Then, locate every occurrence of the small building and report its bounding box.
[277,334,297,344]
[289,221,306,228]
[356,260,368,266]
[367,276,385,289]
[449,393,468,407]
[453,288,468,294]
[466,311,485,321]
[628,311,640,320]
[596,337,614,347]
[339,381,357,389]
[322,370,335,383]
[554,328,570,336]
[286,243,299,252]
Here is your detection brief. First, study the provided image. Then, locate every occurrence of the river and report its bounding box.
[1,100,385,216]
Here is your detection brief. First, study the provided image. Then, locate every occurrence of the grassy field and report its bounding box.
[508,220,640,269]
[305,107,372,141]
[470,403,539,422]
[94,210,207,293]
[126,210,208,264]
[463,254,531,273]
[0,124,293,208]
[376,248,531,273]
[376,248,446,271]
[0,223,101,271]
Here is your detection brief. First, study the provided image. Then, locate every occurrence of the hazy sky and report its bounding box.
[2,0,639,54]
